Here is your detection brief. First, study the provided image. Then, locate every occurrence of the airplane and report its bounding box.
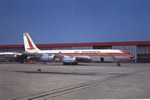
[23,33,134,65]
[0,52,22,62]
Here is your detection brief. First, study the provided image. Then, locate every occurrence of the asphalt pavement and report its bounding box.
[0,62,150,100]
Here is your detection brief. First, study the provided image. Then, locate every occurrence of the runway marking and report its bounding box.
[13,73,128,100]
[13,68,147,100]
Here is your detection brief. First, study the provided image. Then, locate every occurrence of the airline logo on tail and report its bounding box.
[25,34,35,50]
[23,33,40,52]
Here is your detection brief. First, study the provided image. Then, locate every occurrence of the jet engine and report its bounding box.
[39,54,55,61]
[62,56,78,65]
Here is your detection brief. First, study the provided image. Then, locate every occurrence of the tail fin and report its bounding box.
[23,33,40,52]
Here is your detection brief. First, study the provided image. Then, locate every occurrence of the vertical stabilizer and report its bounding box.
[23,33,40,52]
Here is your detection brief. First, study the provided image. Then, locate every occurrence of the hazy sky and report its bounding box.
[0,0,150,45]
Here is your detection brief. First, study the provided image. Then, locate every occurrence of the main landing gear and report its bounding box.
[117,61,121,66]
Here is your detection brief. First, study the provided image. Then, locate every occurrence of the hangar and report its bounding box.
[0,41,150,63]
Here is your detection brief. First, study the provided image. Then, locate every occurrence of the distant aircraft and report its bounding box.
[0,52,22,62]
[23,33,134,65]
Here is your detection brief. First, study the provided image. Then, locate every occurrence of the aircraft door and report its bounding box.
[100,57,104,62]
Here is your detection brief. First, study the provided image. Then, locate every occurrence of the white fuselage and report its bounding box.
[27,49,133,62]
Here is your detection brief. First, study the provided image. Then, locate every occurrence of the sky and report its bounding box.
[0,0,150,45]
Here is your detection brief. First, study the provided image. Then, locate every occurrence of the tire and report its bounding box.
[63,62,69,65]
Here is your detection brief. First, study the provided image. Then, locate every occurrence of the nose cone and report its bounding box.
[120,50,134,60]
[130,54,134,59]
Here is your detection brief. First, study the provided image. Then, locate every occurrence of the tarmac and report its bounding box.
[0,62,150,100]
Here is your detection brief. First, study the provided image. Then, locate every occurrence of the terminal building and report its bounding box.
[0,41,150,63]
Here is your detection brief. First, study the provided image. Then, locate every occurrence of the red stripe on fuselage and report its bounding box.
[46,52,133,58]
